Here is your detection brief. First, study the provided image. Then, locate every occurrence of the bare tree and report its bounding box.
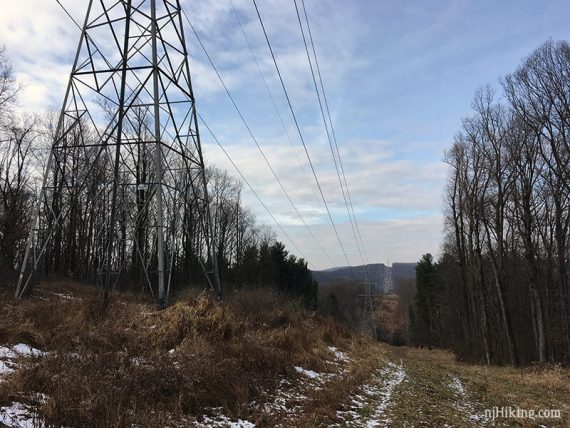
[0,115,37,276]
[0,46,21,121]
[503,39,570,357]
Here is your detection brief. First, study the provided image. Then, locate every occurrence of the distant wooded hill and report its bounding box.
[312,263,416,294]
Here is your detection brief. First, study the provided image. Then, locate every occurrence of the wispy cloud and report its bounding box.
[1,0,568,269]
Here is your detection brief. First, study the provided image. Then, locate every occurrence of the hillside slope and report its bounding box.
[312,263,417,295]
[312,264,387,294]
[0,282,568,427]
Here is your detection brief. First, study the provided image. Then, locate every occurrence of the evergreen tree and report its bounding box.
[412,254,440,349]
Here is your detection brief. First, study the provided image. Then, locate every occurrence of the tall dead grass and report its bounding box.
[1,282,359,427]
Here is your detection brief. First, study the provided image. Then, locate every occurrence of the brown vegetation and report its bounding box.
[385,345,570,427]
[0,282,377,427]
[373,294,408,346]
[317,280,364,330]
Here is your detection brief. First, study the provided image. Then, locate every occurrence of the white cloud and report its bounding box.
[281,215,444,270]
[0,0,448,269]
[0,1,85,112]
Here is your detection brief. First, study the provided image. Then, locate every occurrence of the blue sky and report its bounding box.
[1,0,569,269]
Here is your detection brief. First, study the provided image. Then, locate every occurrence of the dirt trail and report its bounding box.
[1,340,568,427]
[335,362,406,426]
[245,343,567,427]
[0,284,567,427]
[289,344,567,427]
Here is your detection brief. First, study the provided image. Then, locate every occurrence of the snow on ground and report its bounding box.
[9,345,45,358]
[0,344,45,360]
[0,360,16,376]
[50,292,77,301]
[0,402,44,428]
[0,393,47,428]
[336,362,406,427]
[0,343,353,427]
[195,411,255,428]
[262,350,353,424]
[0,344,45,377]
[448,374,490,426]
[261,378,308,416]
[0,344,47,427]
[294,366,320,379]
[1,344,45,383]
[259,361,341,426]
[328,346,350,363]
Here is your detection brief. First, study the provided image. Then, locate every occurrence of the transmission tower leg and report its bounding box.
[151,0,166,309]
[14,0,95,302]
[15,153,52,300]
[103,0,133,309]
[192,110,222,301]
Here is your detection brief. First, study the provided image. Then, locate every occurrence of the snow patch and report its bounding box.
[336,362,406,427]
[294,366,320,379]
[0,347,17,360]
[0,360,16,375]
[1,344,46,384]
[0,344,45,359]
[200,415,254,427]
[10,344,45,358]
[0,341,47,419]
[450,375,465,396]
[0,394,47,428]
[262,378,307,415]
[449,374,490,425]
[50,292,77,301]
[195,409,255,427]
[328,346,349,362]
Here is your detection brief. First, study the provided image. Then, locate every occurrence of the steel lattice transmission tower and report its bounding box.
[359,278,377,339]
[15,0,221,307]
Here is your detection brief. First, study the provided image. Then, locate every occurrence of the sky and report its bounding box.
[1,0,569,270]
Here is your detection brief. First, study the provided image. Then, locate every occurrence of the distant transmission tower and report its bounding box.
[15,0,220,307]
[359,270,377,339]
[384,260,393,293]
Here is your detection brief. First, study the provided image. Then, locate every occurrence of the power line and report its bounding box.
[251,0,356,278]
[227,0,336,268]
[56,0,80,27]
[198,112,313,267]
[293,0,366,267]
[228,0,321,210]
[299,0,369,265]
[183,10,336,268]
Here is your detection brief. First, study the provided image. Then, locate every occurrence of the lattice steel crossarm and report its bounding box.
[15,0,221,305]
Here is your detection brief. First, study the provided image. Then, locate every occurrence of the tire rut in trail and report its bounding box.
[380,349,490,427]
[335,362,406,427]
[448,374,491,426]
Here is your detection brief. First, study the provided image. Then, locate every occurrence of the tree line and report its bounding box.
[0,46,317,308]
[410,40,570,366]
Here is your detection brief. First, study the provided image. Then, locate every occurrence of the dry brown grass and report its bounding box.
[373,293,408,345]
[7,282,566,427]
[295,341,387,427]
[0,281,369,427]
[385,345,570,427]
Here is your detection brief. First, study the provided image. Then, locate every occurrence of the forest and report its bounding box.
[0,45,317,308]
[410,40,570,366]
[3,34,570,368]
